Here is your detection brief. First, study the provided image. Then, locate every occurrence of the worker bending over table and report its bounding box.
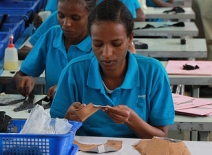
[50,0,175,138]
[11,0,96,98]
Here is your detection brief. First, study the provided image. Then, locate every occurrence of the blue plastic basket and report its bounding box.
[0,10,33,20]
[0,33,9,60]
[0,15,27,24]
[24,0,48,12]
[0,1,40,14]
[3,0,47,12]
[68,144,79,155]
[0,20,26,43]
[0,43,4,61]
[0,119,82,155]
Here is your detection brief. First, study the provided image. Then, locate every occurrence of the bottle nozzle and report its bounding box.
[8,34,14,48]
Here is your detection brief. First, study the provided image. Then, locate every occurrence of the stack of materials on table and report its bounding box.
[173,93,212,116]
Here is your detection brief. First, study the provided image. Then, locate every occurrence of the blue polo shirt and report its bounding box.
[29,11,58,46]
[146,0,168,21]
[96,0,141,18]
[45,0,58,13]
[21,25,92,92]
[146,0,169,7]
[50,52,175,138]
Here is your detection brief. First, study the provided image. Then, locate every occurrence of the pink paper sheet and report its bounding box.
[176,104,212,116]
[166,60,212,75]
[172,93,212,110]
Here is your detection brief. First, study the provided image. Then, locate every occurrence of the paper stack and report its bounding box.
[173,93,212,116]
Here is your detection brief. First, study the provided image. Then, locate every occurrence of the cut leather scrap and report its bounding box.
[134,22,185,30]
[133,137,191,155]
[32,95,52,109]
[0,98,25,106]
[183,64,199,70]
[143,137,169,155]
[169,141,191,155]
[13,93,35,112]
[163,6,185,14]
[133,139,151,154]
[0,111,12,132]
[73,139,122,153]
[0,94,25,106]
[75,103,100,122]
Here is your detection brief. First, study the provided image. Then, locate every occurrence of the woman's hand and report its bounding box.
[15,76,35,97]
[103,105,131,124]
[65,102,86,121]
[47,85,57,99]
[33,14,43,29]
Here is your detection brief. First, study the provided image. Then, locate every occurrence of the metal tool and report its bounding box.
[93,104,109,108]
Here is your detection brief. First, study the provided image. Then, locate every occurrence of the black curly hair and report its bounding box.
[88,0,134,37]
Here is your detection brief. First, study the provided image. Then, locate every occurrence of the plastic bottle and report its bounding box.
[139,0,147,10]
[4,34,19,71]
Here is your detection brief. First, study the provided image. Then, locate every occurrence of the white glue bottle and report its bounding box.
[139,0,147,10]
[4,34,19,71]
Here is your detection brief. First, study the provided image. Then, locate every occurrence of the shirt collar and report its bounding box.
[87,52,140,90]
[53,28,92,52]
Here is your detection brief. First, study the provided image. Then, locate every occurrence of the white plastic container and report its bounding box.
[139,0,147,10]
[38,11,51,21]
[4,34,19,71]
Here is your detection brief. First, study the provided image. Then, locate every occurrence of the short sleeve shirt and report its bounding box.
[21,25,92,91]
[50,52,175,138]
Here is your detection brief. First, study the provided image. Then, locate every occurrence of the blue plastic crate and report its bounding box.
[0,119,82,155]
[3,0,47,12]
[0,43,4,61]
[0,33,9,60]
[0,10,33,19]
[0,15,27,24]
[68,144,78,155]
[24,0,48,12]
[0,20,25,43]
[0,1,40,14]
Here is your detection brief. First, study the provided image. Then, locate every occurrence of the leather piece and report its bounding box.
[75,103,100,122]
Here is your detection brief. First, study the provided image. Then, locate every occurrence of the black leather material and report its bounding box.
[163,7,185,14]
[183,64,199,70]
[13,93,35,112]
[134,22,185,30]
[0,111,12,132]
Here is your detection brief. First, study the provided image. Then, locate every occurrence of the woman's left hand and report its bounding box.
[102,105,131,124]
[47,85,57,99]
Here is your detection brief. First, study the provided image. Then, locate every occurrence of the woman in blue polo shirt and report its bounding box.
[11,0,96,98]
[50,0,174,138]
[146,0,174,7]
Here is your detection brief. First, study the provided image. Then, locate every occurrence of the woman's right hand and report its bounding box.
[33,14,43,29]
[15,76,35,97]
[65,102,86,121]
